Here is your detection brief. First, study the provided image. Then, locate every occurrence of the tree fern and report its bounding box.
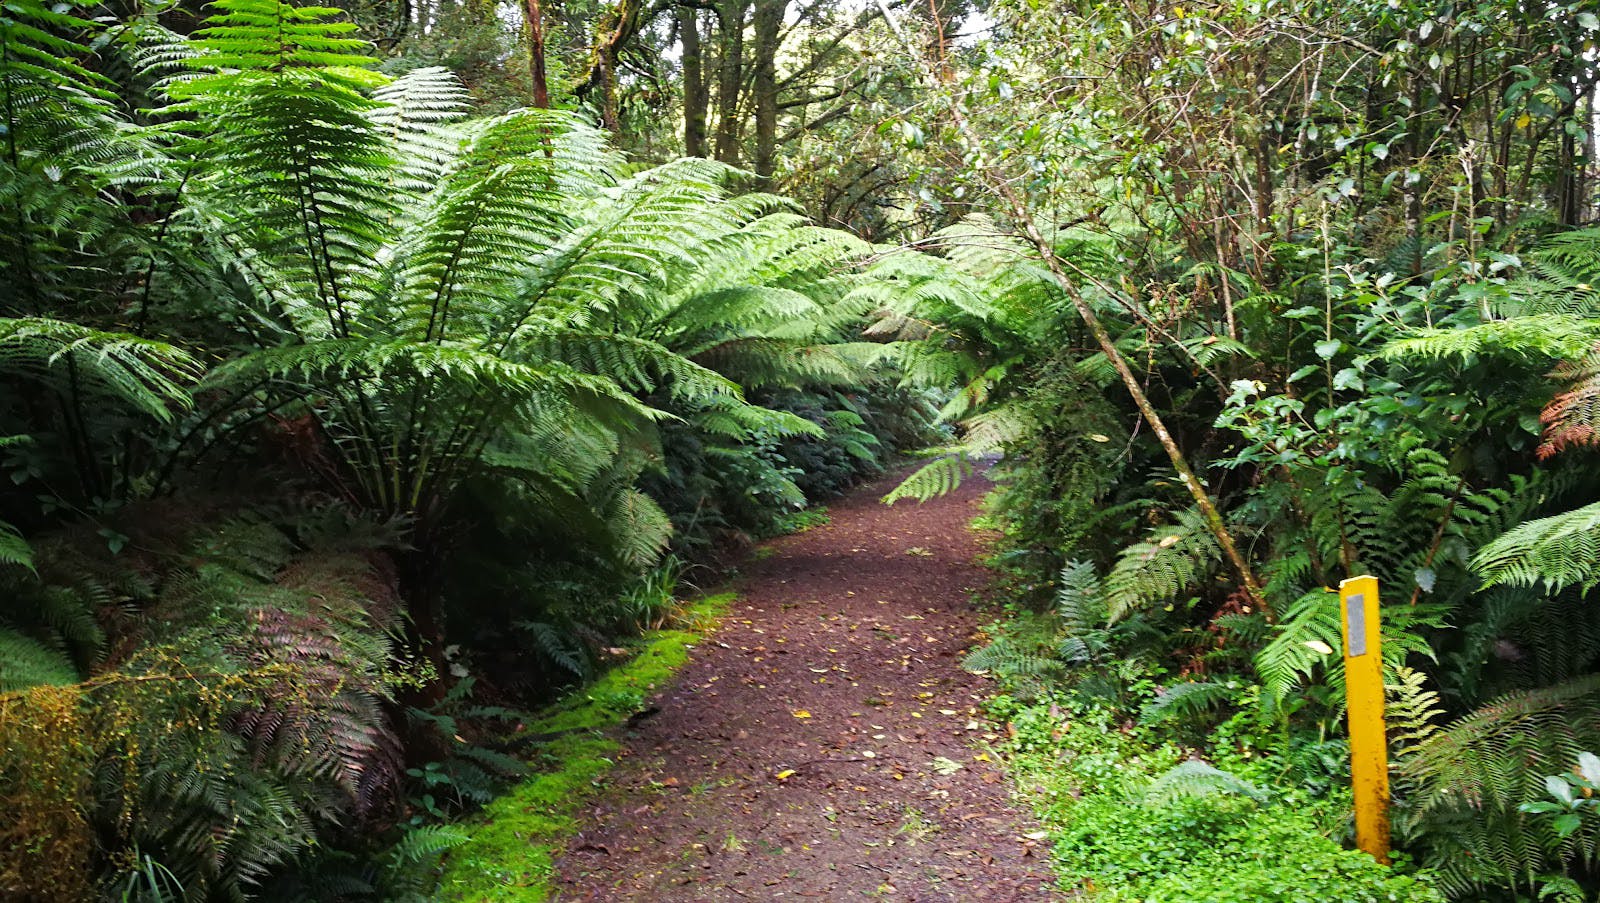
[168,0,393,340]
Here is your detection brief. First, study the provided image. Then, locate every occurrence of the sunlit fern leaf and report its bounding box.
[1142,760,1267,806]
[1387,665,1446,755]
[167,0,393,338]
[379,824,470,896]
[882,452,975,505]
[1473,500,1600,593]
[518,331,739,401]
[368,66,470,195]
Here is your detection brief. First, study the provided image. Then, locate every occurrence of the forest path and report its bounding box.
[554,472,1060,901]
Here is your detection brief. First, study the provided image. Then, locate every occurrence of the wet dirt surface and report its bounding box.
[555,472,1060,901]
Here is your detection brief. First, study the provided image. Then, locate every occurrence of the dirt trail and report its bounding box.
[555,473,1059,901]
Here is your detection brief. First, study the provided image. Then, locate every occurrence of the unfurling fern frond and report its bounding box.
[1142,759,1267,806]
[1473,500,1600,593]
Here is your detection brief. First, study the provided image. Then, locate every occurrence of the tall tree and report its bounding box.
[525,0,550,107]
[712,0,746,162]
[679,4,708,155]
[750,0,783,178]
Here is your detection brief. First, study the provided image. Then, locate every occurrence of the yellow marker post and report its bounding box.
[1339,575,1390,864]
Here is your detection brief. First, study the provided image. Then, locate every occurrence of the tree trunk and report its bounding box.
[525,0,550,108]
[713,0,746,163]
[680,5,708,156]
[580,0,649,134]
[751,0,782,179]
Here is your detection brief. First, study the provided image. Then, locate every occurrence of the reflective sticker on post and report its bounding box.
[1345,593,1367,656]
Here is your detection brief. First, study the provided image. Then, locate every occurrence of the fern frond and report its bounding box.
[0,317,199,420]
[1103,508,1220,622]
[1142,759,1267,805]
[605,488,673,571]
[1387,665,1445,755]
[0,521,32,572]
[1539,342,1600,459]
[1381,316,1600,363]
[883,452,975,504]
[1139,681,1237,726]
[1474,501,1600,593]
[1401,675,1600,894]
[0,627,79,691]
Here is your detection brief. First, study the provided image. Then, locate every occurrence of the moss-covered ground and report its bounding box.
[436,593,732,901]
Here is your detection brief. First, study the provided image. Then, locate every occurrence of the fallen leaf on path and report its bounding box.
[792,709,812,719]
[774,770,795,780]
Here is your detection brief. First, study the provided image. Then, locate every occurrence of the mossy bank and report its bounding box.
[436,593,732,900]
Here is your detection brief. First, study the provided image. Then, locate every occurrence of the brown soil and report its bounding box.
[554,472,1060,901]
